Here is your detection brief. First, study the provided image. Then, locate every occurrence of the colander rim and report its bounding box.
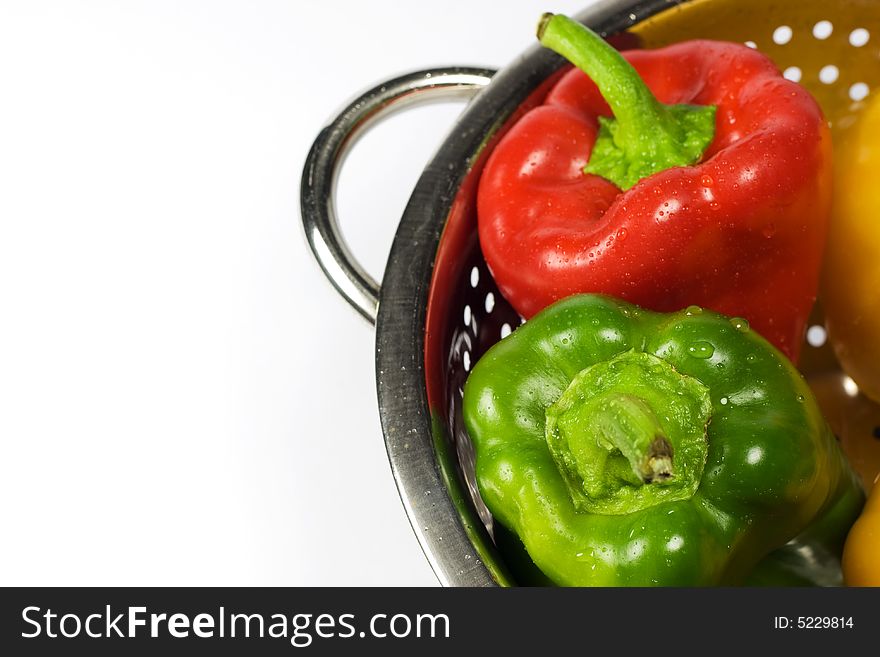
[374,0,690,587]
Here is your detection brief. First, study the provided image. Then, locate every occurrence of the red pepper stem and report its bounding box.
[537,13,669,146]
[536,13,716,190]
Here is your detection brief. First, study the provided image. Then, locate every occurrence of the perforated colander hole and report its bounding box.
[849,82,870,101]
[773,25,793,45]
[463,302,478,335]
[819,65,840,84]
[812,20,833,40]
[806,324,827,348]
[484,292,495,314]
[463,350,471,372]
[843,376,860,397]
[470,266,480,288]
[850,28,870,47]
[744,40,757,49]
[500,323,512,339]
[783,66,802,83]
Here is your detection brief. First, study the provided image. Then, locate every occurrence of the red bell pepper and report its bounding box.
[477,14,832,362]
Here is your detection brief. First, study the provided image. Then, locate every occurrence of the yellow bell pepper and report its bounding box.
[843,477,880,586]
[823,92,880,403]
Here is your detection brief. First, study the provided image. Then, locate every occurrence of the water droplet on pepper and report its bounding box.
[687,341,715,358]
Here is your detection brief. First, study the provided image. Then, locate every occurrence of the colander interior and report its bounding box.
[422,0,880,584]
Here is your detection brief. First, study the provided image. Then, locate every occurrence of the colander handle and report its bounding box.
[300,67,496,324]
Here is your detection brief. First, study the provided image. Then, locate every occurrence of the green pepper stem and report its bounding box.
[544,350,711,515]
[590,394,674,484]
[536,13,716,190]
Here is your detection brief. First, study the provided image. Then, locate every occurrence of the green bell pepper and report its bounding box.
[462,294,864,586]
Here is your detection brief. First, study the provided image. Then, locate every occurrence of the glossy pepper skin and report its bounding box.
[477,15,832,362]
[463,295,863,586]
[822,90,880,401]
[843,477,880,586]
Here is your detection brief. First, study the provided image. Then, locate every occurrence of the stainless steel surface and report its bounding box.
[374,0,684,586]
[305,0,865,587]
[300,68,495,325]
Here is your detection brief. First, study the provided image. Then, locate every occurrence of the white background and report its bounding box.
[0,0,592,585]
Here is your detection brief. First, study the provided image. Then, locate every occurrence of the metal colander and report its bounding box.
[301,0,880,586]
